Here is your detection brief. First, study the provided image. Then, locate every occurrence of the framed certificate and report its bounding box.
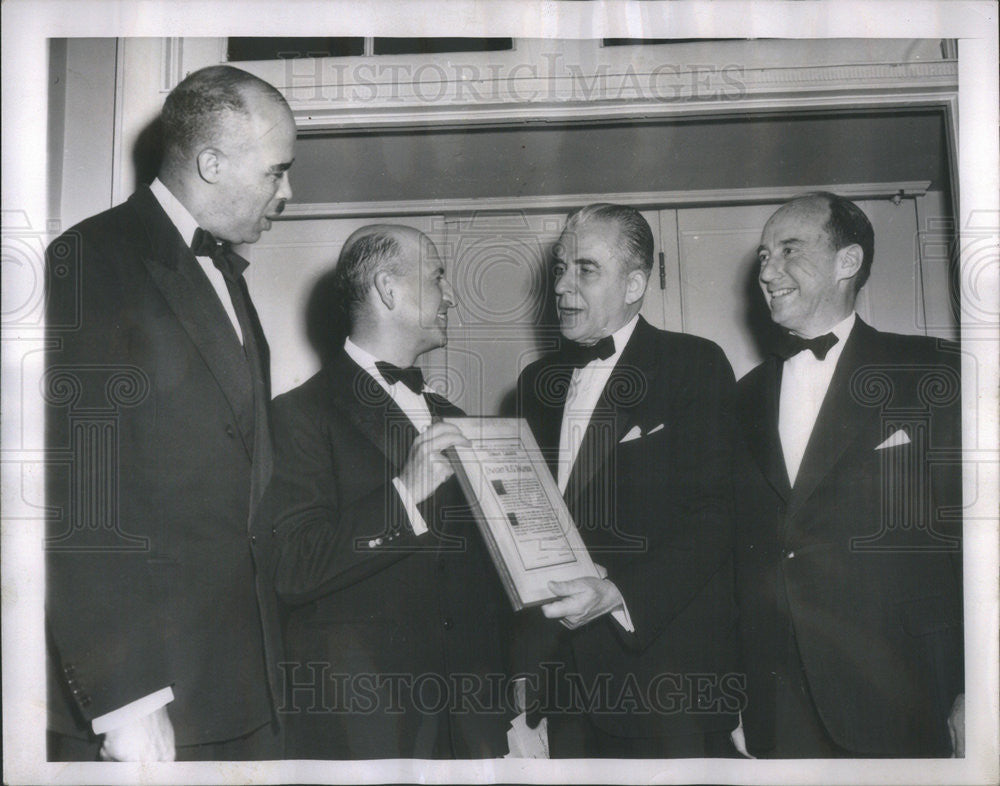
[443,417,601,611]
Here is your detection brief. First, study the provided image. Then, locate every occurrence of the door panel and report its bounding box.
[442,212,565,415]
[675,204,783,379]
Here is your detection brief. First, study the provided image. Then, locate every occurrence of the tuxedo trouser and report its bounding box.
[760,623,851,758]
[48,720,282,761]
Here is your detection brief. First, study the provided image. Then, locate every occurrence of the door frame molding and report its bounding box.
[277,180,932,220]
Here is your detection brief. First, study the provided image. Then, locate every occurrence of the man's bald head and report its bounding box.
[770,192,875,293]
[335,225,426,322]
[335,224,453,365]
[160,64,291,169]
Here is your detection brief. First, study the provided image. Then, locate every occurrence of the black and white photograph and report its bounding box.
[2,1,997,784]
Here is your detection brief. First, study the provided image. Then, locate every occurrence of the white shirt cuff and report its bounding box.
[611,603,635,633]
[391,477,429,536]
[91,686,174,735]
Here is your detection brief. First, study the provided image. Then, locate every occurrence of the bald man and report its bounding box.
[257,225,514,759]
[735,193,963,757]
[45,65,294,761]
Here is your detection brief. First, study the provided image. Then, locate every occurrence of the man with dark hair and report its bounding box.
[735,193,964,757]
[45,64,295,761]
[257,225,514,759]
[516,203,740,757]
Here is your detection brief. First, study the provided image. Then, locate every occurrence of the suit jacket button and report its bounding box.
[786,550,796,559]
[249,535,257,544]
[80,697,92,708]
[443,617,454,630]
[225,424,236,438]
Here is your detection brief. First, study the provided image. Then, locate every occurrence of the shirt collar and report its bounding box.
[344,337,383,379]
[605,313,640,360]
[343,337,427,392]
[149,178,201,253]
[829,312,857,344]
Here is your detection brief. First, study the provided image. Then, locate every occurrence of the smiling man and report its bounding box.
[258,225,514,759]
[515,203,740,757]
[45,65,295,761]
[734,192,964,757]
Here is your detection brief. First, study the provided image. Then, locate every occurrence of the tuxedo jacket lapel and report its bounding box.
[744,356,792,502]
[527,363,572,479]
[564,319,656,510]
[132,188,256,458]
[326,351,416,472]
[787,320,879,519]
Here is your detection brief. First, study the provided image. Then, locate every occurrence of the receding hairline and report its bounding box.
[342,224,427,257]
[765,197,835,240]
[561,213,644,273]
[771,195,832,224]
[161,66,292,160]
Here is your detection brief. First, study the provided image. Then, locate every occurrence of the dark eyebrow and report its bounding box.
[572,257,600,267]
[269,159,294,173]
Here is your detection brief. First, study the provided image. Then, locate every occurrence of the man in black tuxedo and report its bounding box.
[45,65,295,761]
[257,225,514,759]
[515,204,740,757]
[735,192,964,757]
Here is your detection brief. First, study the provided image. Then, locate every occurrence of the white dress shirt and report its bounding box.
[149,178,243,344]
[778,312,857,486]
[557,315,639,492]
[344,337,439,536]
[556,315,640,632]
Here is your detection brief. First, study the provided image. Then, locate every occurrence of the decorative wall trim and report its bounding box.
[286,61,957,131]
[278,181,933,220]
[161,38,185,93]
[110,39,127,207]
[165,38,957,131]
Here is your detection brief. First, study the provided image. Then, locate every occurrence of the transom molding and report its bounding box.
[278,181,933,220]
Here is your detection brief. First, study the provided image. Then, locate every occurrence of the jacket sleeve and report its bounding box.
[45,228,172,723]
[258,392,427,606]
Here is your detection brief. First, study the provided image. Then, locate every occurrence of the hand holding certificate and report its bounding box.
[442,417,602,611]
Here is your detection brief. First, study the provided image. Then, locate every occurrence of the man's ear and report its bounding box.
[624,269,649,306]
[835,243,864,284]
[196,148,224,184]
[373,270,395,310]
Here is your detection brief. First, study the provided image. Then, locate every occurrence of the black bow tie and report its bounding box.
[191,227,249,282]
[774,331,839,361]
[564,335,615,368]
[375,361,425,395]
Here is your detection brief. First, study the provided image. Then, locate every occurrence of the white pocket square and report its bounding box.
[620,423,664,443]
[620,425,642,443]
[875,430,911,450]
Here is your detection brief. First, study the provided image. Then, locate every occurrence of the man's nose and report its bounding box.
[759,255,779,283]
[553,269,573,295]
[276,172,293,202]
[441,276,456,306]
